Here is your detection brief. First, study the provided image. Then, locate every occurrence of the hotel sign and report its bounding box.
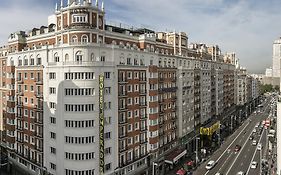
[99,75,105,174]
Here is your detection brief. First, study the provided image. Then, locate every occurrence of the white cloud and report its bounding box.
[107,0,281,73]
[0,0,54,45]
[0,0,279,73]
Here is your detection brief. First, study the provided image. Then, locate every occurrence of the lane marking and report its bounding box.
[203,99,271,175]
[245,128,265,175]
[204,121,251,175]
[217,152,233,173]
[225,128,253,175]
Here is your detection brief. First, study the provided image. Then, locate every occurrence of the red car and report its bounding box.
[234,145,241,152]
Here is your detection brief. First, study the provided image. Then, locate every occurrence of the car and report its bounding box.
[205,160,216,170]
[252,140,257,146]
[257,143,262,150]
[249,135,254,140]
[234,145,241,152]
[253,129,257,133]
[251,161,258,169]
[215,173,222,175]
[237,171,244,175]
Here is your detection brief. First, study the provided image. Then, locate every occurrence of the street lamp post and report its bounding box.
[239,109,242,124]
[195,137,200,165]
[230,115,233,132]
[152,162,158,175]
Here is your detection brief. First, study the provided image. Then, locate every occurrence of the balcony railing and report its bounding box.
[16,102,23,107]
[118,91,127,97]
[35,92,43,98]
[118,118,127,124]
[140,127,147,132]
[35,115,43,125]
[35,78,43,85]
[35,131,43,138]
[17,91,24,96]
[140,90,147,95]
[140,114,147,120]
[17,79,23,84]
[35,145,43,152]
[118,132,127,139]
[35,105,43,111]
[118,105,127,110]
[140,139,147,144]
[118,77,127,83]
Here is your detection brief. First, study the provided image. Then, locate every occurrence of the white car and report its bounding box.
[251,161,258,169]
[252,140,257,146]
[237,171,244,175]
[205,160,216,170]
[257,143,262,150]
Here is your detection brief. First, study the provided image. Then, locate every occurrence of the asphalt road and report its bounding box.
[194,96,272,175]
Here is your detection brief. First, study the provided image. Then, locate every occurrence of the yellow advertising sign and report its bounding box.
[99,75,105,174]
[200,121,220,136]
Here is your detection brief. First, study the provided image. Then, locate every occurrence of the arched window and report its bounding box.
[24,56,28,66]
[18,56,22,66]
[10,57,14,66]
[81,35,88,43]
[36,54,42,65]
[120,53,125,65]
[151,45,155,52]
[30,55,35,65]
[91,53,95,62]
[134,58,138,65]
[65,54,69,62]
[71,35,78,43]
[76,51,83,63]
[54,53,59,62]
[140,58,144,66]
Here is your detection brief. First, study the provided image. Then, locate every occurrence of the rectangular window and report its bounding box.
[49,72,56,80]
[50,117,56,124]
[50,102,56,109]
[50,132,56,139]
[50,163,56,170]
[101,56,105,62]
[105,132,111,139]
[49,87,56,94]
[50,147,56,154]
[104,72,111,79]
[105,163,111,171]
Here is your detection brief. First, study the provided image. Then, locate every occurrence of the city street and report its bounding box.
[194,97,272,175]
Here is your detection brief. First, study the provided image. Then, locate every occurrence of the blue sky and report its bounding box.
[1,0,281,73]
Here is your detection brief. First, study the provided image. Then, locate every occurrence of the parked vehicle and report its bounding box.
[205,160,216,170]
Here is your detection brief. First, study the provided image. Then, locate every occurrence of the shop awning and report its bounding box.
[185,160,194,166]
[164,149,187,164]
[176,169,187,175]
